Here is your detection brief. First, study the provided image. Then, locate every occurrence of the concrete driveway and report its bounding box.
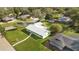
[0,33,15,51]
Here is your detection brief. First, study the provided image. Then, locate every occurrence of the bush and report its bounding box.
[50,24,63,33]
[0,25,5,36]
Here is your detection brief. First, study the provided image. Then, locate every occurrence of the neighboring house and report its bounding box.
[18,14,30,19]
[48,16,71,23]
[48,19,56,23]
[49,33,79,51]
[2,16,15,22]
[26,22,50,39]
[30,17,39,23]
[5,26,17,31]
[58,16,71,22]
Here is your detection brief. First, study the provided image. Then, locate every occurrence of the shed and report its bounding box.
[5,26,16,31]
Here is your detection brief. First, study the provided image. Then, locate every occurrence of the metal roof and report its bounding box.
[26,22,50,37]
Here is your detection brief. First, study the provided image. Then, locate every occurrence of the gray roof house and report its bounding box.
[49,33,79,51]
[58,16,71,22]
[18,14,30,19]
[48,16,71,23]
[2,16,15,22]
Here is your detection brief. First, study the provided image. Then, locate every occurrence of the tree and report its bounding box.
[43,8,53,15]
[0,25,5,36]
[21,8,30,14]
[13,7,23,18]
[63,8,79,28]
[31,9,43,19]
[52,14,61,19]
[49,24,63,33]
[45,14,53,20]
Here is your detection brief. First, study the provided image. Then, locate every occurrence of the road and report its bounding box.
[0,33,15,51]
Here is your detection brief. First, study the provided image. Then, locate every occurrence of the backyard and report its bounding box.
[0,21,51,51]
[5,28,50,51]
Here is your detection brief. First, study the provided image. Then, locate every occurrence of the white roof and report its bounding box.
[5,26,16,31]
[34,22,47,29]
[26,22,50,37]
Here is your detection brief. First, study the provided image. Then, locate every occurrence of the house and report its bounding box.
[49,33,79,51]
[58,16,71,22]
[2,16,15,22]
[18,14,30,19]
[48,16,71,23]
[48,19,56,23]
[26,22,50,39]
[5,26,16,31]
[30,17,39,23]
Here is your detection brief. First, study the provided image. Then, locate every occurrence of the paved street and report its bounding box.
[0,33,15,51]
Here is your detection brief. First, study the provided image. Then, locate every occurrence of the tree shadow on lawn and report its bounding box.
[21,29,41,40]
[31,34,41,40]
[21,29,30,35]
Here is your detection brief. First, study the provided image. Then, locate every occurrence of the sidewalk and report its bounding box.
[0,33,15,51]
[13,33,32,47]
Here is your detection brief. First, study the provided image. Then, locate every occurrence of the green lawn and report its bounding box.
[14,37,50,51]
[1,22,17,27]
[64,30,79,39]
[5,28,28,45]
[14,29,50,51]
[42,21,52,29]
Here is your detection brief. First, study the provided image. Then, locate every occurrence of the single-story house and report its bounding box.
[48,16,71,23]
[49,33,79,51]
[48,19,57,23]
[5,26,17,31]
[18,14,30,19]
[26,22,50,39]
[30,17,39,23]
[2,16,16,22]
[58,16,71,22]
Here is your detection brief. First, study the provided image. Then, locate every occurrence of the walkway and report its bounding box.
[12,33,32,47]
[0,33,15,51]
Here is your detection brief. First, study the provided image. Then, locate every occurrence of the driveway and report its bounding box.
[0,33,15,51]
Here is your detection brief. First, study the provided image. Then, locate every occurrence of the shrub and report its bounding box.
[50,24,63,33]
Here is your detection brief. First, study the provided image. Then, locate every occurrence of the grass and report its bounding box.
[63,29,79,39]
[14,29,50,51]
[1,22,17,27]
[42,21,52,28]
[64,31,79,36]
[14,36,50,51]
[5,27,28,45]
